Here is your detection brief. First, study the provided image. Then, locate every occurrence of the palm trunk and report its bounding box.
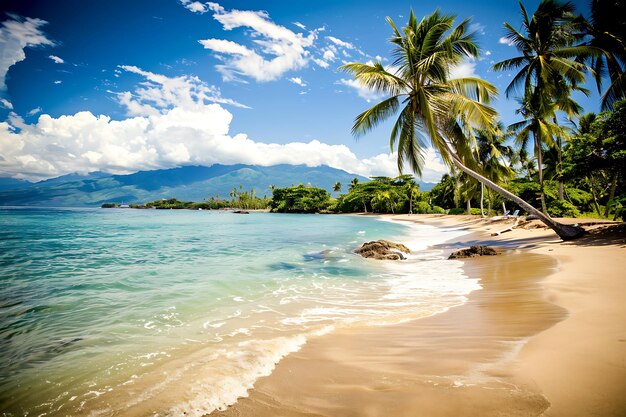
[604,173,618,218]
[588,174,602,217]
[443,142,584,240]
[535,133,548,215]
[480,182,485,217]
[466,199,471,215]
[409,191,413,214]
[554,117,564,201]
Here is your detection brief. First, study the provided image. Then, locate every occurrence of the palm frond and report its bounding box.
[351,96,401,138]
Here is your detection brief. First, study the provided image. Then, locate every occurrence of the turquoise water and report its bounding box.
[0,208,477,416]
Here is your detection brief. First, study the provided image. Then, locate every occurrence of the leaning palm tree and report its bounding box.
[341,10,583,239]
[333,181,342,193]
[494,0,590,213]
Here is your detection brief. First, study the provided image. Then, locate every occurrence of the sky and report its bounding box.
[0,0,597,182]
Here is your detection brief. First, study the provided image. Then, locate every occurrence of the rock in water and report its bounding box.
[448,245,498,259]
[355,240,410,261]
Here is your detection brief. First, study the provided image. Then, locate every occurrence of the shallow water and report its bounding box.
[0,208,477,416]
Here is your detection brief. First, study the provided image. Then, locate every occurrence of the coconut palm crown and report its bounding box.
[341,10,497,176]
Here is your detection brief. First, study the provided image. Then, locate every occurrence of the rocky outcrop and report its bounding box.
[448,245,498,259]
[355,240,410,261]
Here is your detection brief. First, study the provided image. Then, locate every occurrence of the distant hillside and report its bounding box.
[0,164,436,207]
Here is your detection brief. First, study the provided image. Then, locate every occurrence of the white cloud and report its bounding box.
[323,49,336,61]
[0,68,446,183]
[180,0,209,13]
[326,36,354,49]
[469,22,485,35]
[293,22,306,30]
[48,54,64,64]
[485,50,492,56]
[27,107,41,116]
[499,36,515,46]
[359,149,447,183]
[114,65,249,115]
[337,78,385,102]
[0,98,13,109]
[197,2,316,82]
[0,15,54,90]
[198,39,251,56]
[313,58,329,69]
[54,80,62,84]
[288,77,307,87]
[449,59,479,79]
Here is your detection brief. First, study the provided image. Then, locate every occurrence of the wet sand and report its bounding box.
[210,215,626,417]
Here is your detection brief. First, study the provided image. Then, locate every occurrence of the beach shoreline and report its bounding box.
[210,214,625,417]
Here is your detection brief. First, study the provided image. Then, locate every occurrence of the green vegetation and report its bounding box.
[335,175,442,214]
[269,185,331,213]
[101,187,271,210]
[338,1,625,239]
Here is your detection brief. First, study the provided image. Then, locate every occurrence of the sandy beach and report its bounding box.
[211,214,626,417]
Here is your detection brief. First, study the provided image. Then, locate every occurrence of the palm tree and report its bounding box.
[475,123,515,216]
[333,181,342,193]
[494,0,590,214]
[349,178,359,190]
[341,10,583,239]
[509,93,568,213]
[583,0,626,110]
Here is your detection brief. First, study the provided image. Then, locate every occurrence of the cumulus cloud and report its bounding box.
[0,67,447,182]
[53,80,62,84]
[0,15,54,90]
[0,98,13,109]
[197,2,316,82]
[336,78,385,102]
[113,65,249,116]
[312,58,329,69]
[48,54,64,64]
[499,36,515,46]
[180,0,209,13]
[449,59,479,79]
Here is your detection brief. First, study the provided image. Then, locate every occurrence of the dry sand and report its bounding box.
[211,214,625,417]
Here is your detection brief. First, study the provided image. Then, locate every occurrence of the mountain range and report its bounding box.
[0,164,436,207]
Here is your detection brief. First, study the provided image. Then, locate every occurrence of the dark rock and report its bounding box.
[233,210,249,214]
[355,240,410,261]
[448,245,498,259]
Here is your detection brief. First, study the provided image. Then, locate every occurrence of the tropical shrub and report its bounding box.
[547,200,580,218]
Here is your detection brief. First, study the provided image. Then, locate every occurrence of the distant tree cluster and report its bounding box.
[270,176,447,215]
[100,187,271,210]
[269,185,331,213]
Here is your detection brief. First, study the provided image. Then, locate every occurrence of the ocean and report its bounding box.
[0,208,478,416]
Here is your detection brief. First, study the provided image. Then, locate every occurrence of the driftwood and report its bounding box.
[491,217,520,236]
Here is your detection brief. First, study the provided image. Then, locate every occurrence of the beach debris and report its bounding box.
[491,217,521,236]
[355,240,410,260]
[448,245,498,259]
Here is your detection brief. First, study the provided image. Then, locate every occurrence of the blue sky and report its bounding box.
[0,0,598,182]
